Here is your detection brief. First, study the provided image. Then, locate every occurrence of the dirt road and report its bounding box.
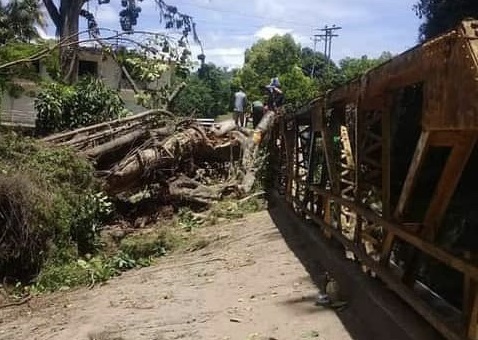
[0,211,351,340]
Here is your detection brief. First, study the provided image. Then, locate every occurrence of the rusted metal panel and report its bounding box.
[275,19,478,340]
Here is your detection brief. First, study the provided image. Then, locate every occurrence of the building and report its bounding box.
[0,46,174,128]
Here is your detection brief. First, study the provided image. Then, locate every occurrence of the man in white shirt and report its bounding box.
[233,87,247,127]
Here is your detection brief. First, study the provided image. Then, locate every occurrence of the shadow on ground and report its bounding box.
[267,193,443,340]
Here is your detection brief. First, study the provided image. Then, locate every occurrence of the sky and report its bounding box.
[40,0,423,69]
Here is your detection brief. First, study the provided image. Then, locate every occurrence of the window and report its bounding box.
[78,60,98,77]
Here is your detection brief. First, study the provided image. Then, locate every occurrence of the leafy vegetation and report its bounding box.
[0,40,60,103]
[339,52,393,83]
[0,132,110,281]
[234,34,318,110]
[300,47,342,90]
[414,0,478,40]
[171,63,233,118]
[232,33,392,111]
[35,77,128,135]
[119,228,180,259]
[0,0,45,45]
[33,226,180,293]
[41,0,201,82]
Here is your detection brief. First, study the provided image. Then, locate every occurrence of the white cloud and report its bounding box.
[39,0,422,69]
[195,46,245,68]
[206,47,244,56]
[254,26,292,40]
[94,4,119,26]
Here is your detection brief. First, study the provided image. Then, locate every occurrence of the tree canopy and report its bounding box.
[234,34,317,110]
[232,34,393,110]
[414,0,478,40]
[300,47,342,90]
[171,63,233,118]
[0,0,45,45]
[38,0,202,82]
[339,52,393,83]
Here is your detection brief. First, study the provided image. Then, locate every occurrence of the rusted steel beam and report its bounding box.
[382,103,392,220]
[422,134,477,240]
[394,131,431,219]
[469,292,478,340]
[291,195,464,340]
[380,131,431,264]
[401,133,477,286]
[307,185,478,283]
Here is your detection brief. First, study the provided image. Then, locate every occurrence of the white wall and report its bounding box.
[0,50,175,127]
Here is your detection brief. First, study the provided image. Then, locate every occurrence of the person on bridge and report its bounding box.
[265,77,284,111]
[251,100,264,128]
[233,86,248,127]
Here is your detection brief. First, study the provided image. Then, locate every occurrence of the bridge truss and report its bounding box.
[270,19,478,340]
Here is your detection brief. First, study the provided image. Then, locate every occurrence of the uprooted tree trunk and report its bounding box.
[45,108,279,206]
[104,111,277,203]
[106,126,212,194]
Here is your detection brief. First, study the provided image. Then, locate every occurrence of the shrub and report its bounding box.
[0,133,111,282]
[35,77,128,135]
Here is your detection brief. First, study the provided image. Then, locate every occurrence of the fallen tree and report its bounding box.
[44,109,279,206]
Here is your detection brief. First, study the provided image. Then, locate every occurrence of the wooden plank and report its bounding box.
[340,125,355,169]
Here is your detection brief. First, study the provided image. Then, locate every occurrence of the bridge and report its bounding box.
[268,19,478,340]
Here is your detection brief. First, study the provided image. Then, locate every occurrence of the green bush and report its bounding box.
[35,77,128,135]
[0,133,112,281]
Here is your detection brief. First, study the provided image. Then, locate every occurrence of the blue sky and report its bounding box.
[41,0,423,68]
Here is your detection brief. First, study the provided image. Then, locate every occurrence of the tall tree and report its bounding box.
[172,63,232,118]
[235,34,317,109]
[0,0,45,44]
[338,52,393,83]
[40,0,201,82]
[300,47,341,90]
[414,0,478,40]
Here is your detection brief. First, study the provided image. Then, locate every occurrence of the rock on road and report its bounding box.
[0,211,351,340]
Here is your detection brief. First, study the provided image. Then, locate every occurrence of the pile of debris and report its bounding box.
[42,108,278,207]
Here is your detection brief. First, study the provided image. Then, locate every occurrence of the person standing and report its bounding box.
[233,86,247,127]
[251,100,264,128]
[265,77,284,111]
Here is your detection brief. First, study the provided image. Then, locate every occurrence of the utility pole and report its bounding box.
[312,25,342,78]
[311,34,321,77]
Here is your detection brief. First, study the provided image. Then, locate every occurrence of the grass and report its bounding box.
[119,227,181,260]
[28,223,182,293]
[215,112,233,122]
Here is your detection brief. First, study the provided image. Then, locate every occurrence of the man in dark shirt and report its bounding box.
[251,100,264,128]
[265,77,284,111]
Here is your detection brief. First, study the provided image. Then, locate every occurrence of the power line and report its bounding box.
[180,0,315,29]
